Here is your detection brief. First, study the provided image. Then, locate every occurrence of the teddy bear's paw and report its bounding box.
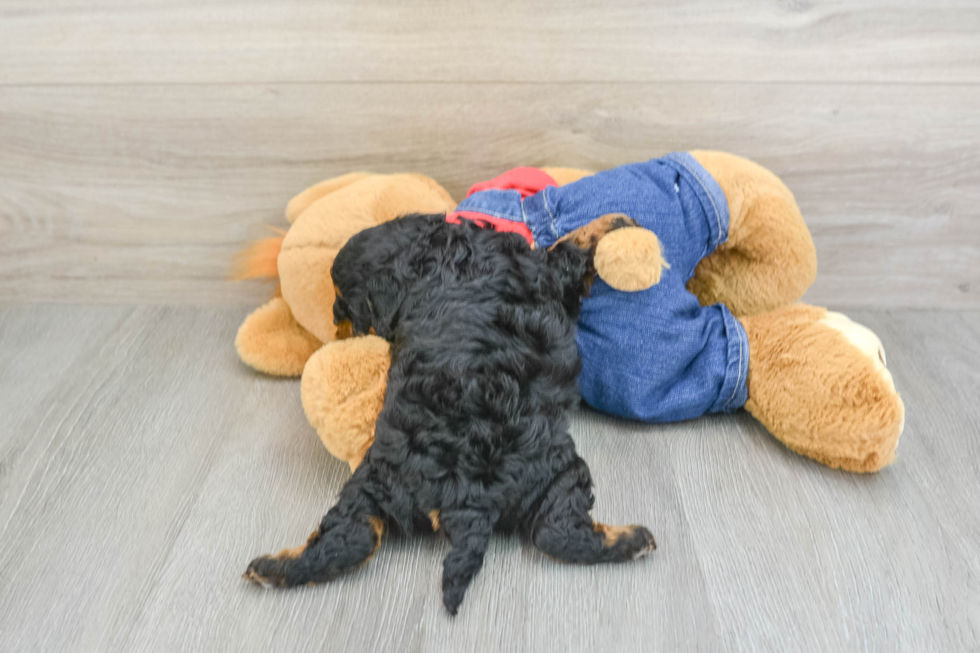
[816,311,906,462]
[819,311,898,395]
[742,305,904,473]
[236,297,322,376]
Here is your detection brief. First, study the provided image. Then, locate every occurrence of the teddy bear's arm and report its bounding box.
[301,335,391,471]
[687,151,818,318]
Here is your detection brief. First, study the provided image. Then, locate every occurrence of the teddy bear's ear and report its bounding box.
[285,172,373,223]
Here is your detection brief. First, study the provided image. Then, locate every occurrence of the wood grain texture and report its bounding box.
[0,306,977,652]
[2,2,976,649]
[1,83,977,308]
[1,0,979,84]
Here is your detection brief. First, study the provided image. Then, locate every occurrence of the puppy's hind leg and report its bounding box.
[439,509,495,615]
[243,464,385,588]
[528,457,656,564]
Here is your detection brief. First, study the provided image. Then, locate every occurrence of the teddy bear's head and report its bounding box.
[278,173,456,344]
[234,172,455,376]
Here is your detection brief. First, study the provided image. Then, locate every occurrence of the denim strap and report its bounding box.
[662,152,731,252]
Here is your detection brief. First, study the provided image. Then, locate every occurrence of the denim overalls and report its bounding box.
[451,153,749,423]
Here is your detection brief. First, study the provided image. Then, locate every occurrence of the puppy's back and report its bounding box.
[372,223,587,507]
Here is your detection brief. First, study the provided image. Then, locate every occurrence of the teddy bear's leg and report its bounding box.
[687,151,818,317]
[235,296,323,376]
[301,336,391,471]
[740,304,904,473]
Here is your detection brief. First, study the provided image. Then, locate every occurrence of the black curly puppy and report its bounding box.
[243,214,656,615]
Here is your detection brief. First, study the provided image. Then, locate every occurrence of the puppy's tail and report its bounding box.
[439,509,494,616]
[230,226,286,281]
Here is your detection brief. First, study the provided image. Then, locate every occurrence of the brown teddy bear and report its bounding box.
[235,152,904,474]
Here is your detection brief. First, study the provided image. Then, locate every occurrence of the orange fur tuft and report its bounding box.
[231,227,286,281]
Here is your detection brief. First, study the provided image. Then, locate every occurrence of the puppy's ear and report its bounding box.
[365,273,403,339]
[546,241,592,313]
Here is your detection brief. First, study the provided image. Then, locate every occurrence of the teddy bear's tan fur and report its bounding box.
[235,152,904,473]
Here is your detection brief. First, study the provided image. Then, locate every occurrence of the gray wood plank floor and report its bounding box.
[0,305,977,652]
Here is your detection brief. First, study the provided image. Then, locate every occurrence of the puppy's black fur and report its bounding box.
[244,214,655,614]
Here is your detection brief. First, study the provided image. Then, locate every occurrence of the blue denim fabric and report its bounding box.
[458,153,749,422]
[454,189,526,222]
